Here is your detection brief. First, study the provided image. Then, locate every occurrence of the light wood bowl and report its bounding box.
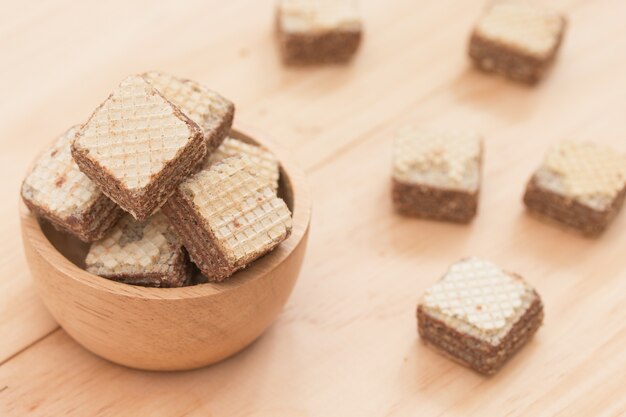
[20,125,311,371]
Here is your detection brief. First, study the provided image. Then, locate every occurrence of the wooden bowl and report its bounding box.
[20,125,311,371]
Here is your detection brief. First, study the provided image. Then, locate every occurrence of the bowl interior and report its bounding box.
[38,128,298,287]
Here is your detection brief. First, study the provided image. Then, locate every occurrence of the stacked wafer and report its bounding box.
[22,72,292,287]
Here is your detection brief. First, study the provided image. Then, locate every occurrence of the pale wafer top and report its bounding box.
[22,126,102,218]
[420,257,537,346]
[74,75,202,190]
[393,127,482,191]
[475,2,565,58]
[180,156,292,266]
[278,0,360,33]
[142,71,233,141]
[535,141,626,211]
[205,138,280,191]
[86,212,183,276]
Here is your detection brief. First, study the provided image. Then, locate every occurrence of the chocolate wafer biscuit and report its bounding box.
[469,2,567,84]
[86,212,192,287]
[392,127,483,223]
[142,71,234,153]
[417,257,543,375]
[523,141,626,236]
[71,75,206,221]
[162,156,292,282]
[276,0,362,65]
[21,126,123,242]
[205,137,280,192]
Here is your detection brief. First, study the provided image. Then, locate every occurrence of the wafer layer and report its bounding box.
[162,156,292,282]
[142,71,234,153]
[21,126,123,241]
[205,137,280,191]
[72,75,206,221]
[86,212,191,287]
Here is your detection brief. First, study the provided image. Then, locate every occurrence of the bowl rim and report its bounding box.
[20,123,311,301]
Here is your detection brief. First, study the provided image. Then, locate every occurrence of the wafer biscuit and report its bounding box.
[21,126,123,241]
[142,71,234,153]
[71,75,206,221]
[417,257,543,375]
[276,0,362,65]
[162,156,292,282]
[469,2,566,84]
[392,127,483,223]
[86,212,192,287]
[205,137,280,192]
[524,141,626,236]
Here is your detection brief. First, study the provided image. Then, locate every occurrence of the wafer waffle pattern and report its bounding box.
[21,126,122,241]
[393,127,482,191]
[475,2,565,58]
[143,71,234,151]
[206,138,280,191]
[72,75,206,220]
[163,156,292,281]
[418,257,543,374]
[278,0,360,33]
[536,141,626,211]
[421,257,535,345]
[86,212,190,287]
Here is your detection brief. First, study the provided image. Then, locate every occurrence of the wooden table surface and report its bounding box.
[1,0,626,415]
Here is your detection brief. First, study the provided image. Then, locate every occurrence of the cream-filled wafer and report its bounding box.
[206,137,280,192]
[417,257,543,375]
[524,140,626,236]
[86,212,192,287]
[276,0,362,65]
[71,75,206,221]
[21,126,123,242]
[468,1,567,84]
[142,71,234,153]
[392,127,483,223]
[162,156,292,282]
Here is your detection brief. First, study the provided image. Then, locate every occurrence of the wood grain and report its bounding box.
[1,0,626,415]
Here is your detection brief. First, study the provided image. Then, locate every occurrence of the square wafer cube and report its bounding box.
[86,212,192,287]
[276,0,362,65]
[71,75,206,221]
[161,156,292,282]
[468,1,567,84]
[205,137,280,192]
[392,127,483,223]
[142,71,234,154]
[417,257,544,375]
[523,141,626,236]
[21,126,123,242]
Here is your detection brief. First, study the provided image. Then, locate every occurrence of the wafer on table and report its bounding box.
[86,212,192,287]
[392,127,483,223]
[523,141,626,236]
[276,0,362,65]
[142,71,234,153]
[162,156,292,282]
[21,126,123,242]
[71,75,206,221]
[417,257,543,375]
[205,137,280,192]
[468,1,567,84]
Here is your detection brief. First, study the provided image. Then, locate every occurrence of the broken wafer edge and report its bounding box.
[21,125,123,242]
[142,71,234,153]
[162,155,292,282]
[71,75,207,221]
[86,211,192,287]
